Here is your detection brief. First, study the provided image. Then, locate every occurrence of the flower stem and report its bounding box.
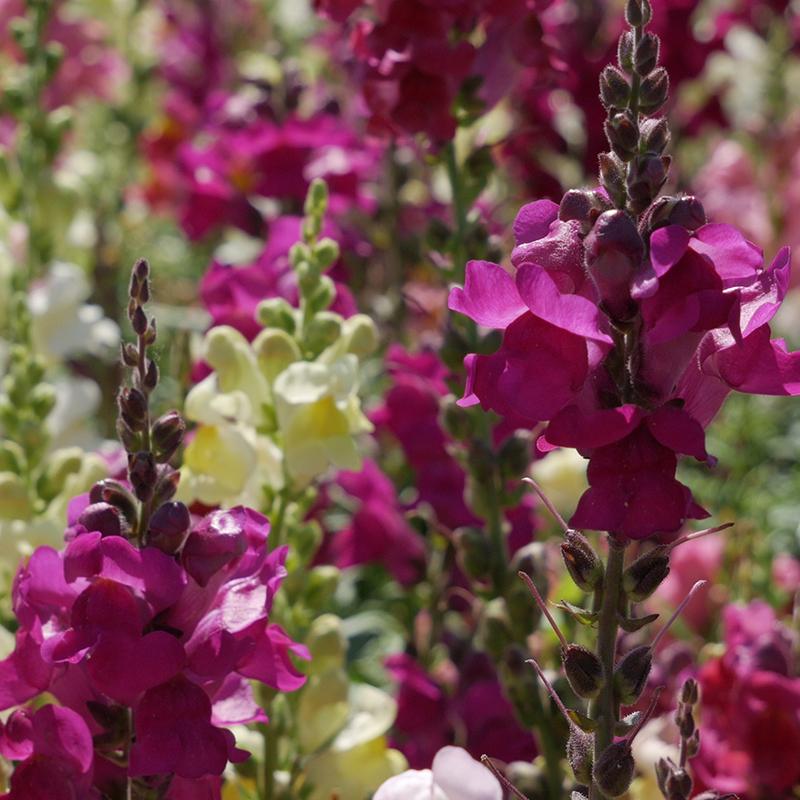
[590,539,626,800]
[444,141,469,281]
[529,687,566,800]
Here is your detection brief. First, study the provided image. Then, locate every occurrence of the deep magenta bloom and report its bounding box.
[0,506,306,796]
[449,194,799,538]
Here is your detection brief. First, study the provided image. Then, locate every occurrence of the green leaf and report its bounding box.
[556,601,599,627]
[618,612,659,633]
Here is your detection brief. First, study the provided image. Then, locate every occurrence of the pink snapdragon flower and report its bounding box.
[0,504,307,797]
[374,745,502,800]
[694,601,800,797]
[449,193,799,538]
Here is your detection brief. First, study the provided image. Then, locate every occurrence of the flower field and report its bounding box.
[0,0,798,798]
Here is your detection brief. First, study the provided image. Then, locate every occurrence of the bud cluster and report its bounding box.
[598,0,670,216]
[98,258,189,548]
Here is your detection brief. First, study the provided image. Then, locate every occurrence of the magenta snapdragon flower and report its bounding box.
[0,503,307,797]
[449,193,797,538]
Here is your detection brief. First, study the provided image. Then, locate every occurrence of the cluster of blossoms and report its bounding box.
[0,260,306,798]
[315,0,561,143]
[181,181,379,504]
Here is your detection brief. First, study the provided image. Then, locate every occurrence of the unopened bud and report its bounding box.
[667,195,706,231]
[468,439,495,483]
[343,313,378,357]
[599,152,627,209]
[257,297,296,333]
[116,418,141,453]
[121,343,139,367]
[148,501,191,553]
[561,530,604,592]
[623,545,670,601]
[585,209,644,320]
[305,311,343,353]
[640,117,671,155]
[313,237,340,268]
[559,189,595,224]
[593,741,635,797]
[686,730,701,759]
[680,678,699,705]
[304,178,329,218]
[639,67,669,114]
[599,66,630,109]
[78,502,127,538]
[563,644,603,699]
[152,411,185,463]
[666,767,692,799]
[144,359,159,392]
[605,112,639,161]
[118,388,148,431]
[253,329,301,384]
[441,396,475,440]
[618,31,635,73]
[90,479,138,525]
[479,598,512,660]
[131,306,148,336]
[567,728,594,784]
[498,432,531,479]
[614,645,652,705]
[625,0,652,27]
[456,527,492,583]
[306,614,346,674]
[129,451,157,503]
[152,466,181,507]
[635,32,660,75]
[627,154,670,214]
[309,275,337,314]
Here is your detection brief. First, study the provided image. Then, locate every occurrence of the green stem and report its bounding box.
[590,539,626,800]
[529,687,565,800]
[263,717,278,800]
[444,141,468,281]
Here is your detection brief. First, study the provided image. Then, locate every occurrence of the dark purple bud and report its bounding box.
[89,479,138,524]
[182,512,247,586]
[623,545,670,601]
[639,67,669,113]
[559,189,594,223]
[634,32,659,75]
[599,65,630,109]
[131,306,148,336]
[567,728,594,785]
[618,31,635,73]
[144,359,159,392]
[563,644,603,699]
[599,152,627,209]
[129,451,158,503]
[152,467,181,507]
[585,209,644,320]
[677,710,695,739]
[666,195,706,230]
[144,319,157,346]
[121,343,139,368]
[561,530,604,592]
[138,277,150,305]
[614,645,652,704]
[627,154,670,214]
[134,257,149,283]
[593,741,635,797]
[680,678,699,705]
[666,767,693,799]
[116,418,141,453]
[640,117,671,154]
[605,111,639,161]
[78,502,128,538]
[151,411,185,463]
[625,0,652,27]
[148,501,191,554]
[118,388,147,429]
[686,730,701,759]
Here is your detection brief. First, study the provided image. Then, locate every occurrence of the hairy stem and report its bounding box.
[590,539,626,800]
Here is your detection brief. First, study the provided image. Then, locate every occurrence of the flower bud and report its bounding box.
[593,741,635,797]
[153,466,181,507]
[567,728,594,784]
[640,117,671,155]
[152,411,186,463]
[118,388,147,431]
[666,767,692,799]
[131,306,148,336]
[468,439,495,483]
[618,31,635,73]
[343,313,379,358]
[304,565,340,610]
[148,501,191,553]
[680,678,699,705]
[598,153,627,208]
[121,342,139,368]
[129,451,157,503]
[441,395,475,440]
[605,112,639,161]
[561,530,604,592]
[144,359,159,392]
[563,644,603,699]
[305,311,343,353]
[306,614,346,675]
[305,177,329,218]
[686,730,700,759]
[116,418,140,453]
[78,502,128,538]
[614,645,652,705]
[308,275,337,314]
[667,195,706,230]
[313,237,340,268]
[30,383,56,419]
[634,32,660,75]
[559,189,595,224]
[599,66,630,109]
[639,67,669,113]
[257,297,296,333]
[479,598,512,661]
[90,479,138,525]
[627,154,670,214]
[623,545,670,601]
[456,527,492,583]
[585,209,644,320]
[625,0,652,27]
[498,431,531,480]
[254,328,302,383]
